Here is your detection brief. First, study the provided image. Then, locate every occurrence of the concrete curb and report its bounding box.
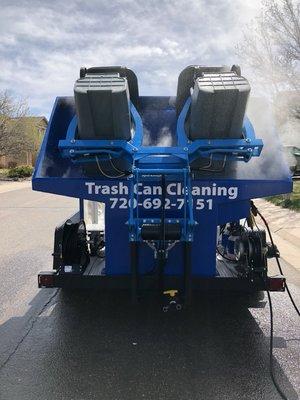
[271,231,300,272]
[254,199,300,272]
[0,181,31,194]
[275,229,300,248]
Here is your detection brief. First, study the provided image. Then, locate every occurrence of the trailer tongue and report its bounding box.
[33,65,291,305]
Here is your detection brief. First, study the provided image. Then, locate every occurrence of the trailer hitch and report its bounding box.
[162,290,182,312]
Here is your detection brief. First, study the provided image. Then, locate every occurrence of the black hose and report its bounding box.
[251,201,300,317]
[216,246,236,262]
[266,289,289,400]
[251,201,300,400]
[250,200,300,399]
[109,155,131,175]
[95,156,130,178]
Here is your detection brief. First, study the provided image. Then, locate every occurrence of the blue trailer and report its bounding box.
[34,65,292,308]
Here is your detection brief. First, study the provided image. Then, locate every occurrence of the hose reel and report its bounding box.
[234,229,269,275]
[62,220,90,272]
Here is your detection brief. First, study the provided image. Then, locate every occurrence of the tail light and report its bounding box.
[267,276,285,292]
[38,272,55,288]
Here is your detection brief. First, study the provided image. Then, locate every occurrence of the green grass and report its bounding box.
[266,181,300,211]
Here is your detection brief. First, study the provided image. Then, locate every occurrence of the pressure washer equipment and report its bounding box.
[34,64,298,399]
[34,64,290,300]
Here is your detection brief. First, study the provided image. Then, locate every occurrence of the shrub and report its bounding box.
[0,168,9,178]
[8,165,34,178]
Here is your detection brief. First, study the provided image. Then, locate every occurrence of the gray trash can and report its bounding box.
[189,72,250,140]
[74,73,132,140]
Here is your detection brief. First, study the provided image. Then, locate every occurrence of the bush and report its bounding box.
[0,168,9,178]
[8,165,34,178]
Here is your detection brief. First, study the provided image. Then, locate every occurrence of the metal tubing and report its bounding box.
[130,242,139,303]
[160,175,166,244]
[79,198,84,219]
[184,242,192,306]
[157,250,165,298]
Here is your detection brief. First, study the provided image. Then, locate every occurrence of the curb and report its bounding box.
[271,231,300,272]
[0,181,31,194]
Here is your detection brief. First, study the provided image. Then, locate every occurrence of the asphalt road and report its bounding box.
[0,187,299,400]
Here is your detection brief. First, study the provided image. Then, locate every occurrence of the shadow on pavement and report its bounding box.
[0,289,298,400]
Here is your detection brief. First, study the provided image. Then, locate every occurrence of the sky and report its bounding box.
[0,0,262,118]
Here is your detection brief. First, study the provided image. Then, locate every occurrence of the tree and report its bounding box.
[266,0,300,64]
[0,91,32,159]
[236,0,300,95]
[236,0,300,147]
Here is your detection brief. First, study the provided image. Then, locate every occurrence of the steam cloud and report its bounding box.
[142,125,173,147]
[237,97,292,180]
[156,126,173,146]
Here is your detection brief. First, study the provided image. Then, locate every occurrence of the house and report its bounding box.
[0,116,48,168]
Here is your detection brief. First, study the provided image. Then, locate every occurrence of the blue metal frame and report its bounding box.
[128,167,196,242]
[32,94,292,279]
[58,97,263,167]
[177,98,263,162]
[58,102,143,163]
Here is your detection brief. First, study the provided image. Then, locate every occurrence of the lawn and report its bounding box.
[266,181,300,211]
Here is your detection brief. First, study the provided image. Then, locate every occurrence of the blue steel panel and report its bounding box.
[32,95,292,278]
[32,177,292,277]
[32,178,292,203]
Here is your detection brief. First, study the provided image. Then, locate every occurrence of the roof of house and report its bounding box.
[19,116,48,125]
[7,116,48,138]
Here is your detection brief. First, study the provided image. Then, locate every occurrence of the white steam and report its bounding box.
[142,125,173,147]
[280,118,300,147]
[236,96,291,179]
[142,126,152,146]
[156,126,173,146]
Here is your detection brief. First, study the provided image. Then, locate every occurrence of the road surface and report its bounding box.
[0,185,299,400]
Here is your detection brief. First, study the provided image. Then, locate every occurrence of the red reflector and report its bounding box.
[38,274,55,288]
[267,277,285,292]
